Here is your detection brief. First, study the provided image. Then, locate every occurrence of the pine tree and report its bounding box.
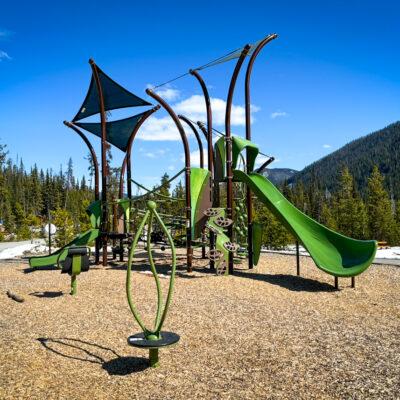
[366,166,396,243]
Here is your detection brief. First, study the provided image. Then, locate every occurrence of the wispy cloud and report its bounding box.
[147,84,181,101]
[323,144,331,149]
[0,29,13,39]
[0,50,11,61]
[143,149,168,158]
[270,110,288,119]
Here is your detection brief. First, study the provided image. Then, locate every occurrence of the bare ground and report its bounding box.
[0,250,399,400]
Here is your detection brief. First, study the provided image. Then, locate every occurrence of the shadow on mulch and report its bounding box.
[22,265,58,274]
[234,270,336,292]
[37,337,148,375]
[30,291,64,298]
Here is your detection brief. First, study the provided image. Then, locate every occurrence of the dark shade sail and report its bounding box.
[73,66,151,122]
[74,111,148,152]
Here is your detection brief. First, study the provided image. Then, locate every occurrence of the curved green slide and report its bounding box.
[233,170,377,277]
[29,228,99,268]
[29,200,102,269]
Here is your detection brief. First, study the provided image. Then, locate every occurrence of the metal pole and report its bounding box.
[179,115,207,259]
[225,45,251,274]
[118,106,160,199]
[334,276,339,290]
[244,34,278,269]
[48,208,51,255]
[146,89,193,272]
[190,69,216,270]
[64,121,101,264]
[90,59,108,267]
[296,240,300,276]
[351,276,355,288]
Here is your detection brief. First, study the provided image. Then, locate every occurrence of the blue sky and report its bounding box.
[1,0,399,190]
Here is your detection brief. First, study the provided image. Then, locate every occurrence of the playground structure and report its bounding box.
[25,33,380,369]
[28,33,378,289]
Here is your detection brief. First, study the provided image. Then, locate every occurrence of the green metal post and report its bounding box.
[70,275,77,295]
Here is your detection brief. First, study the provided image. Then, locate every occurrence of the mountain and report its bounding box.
[263,168,298,185]
[289,121,400,198]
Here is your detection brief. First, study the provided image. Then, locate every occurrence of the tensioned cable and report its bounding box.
[185,117,273,159]
[153,46,243,89]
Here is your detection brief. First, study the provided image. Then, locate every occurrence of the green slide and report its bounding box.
[190,167,211,238]
[29,228,99,268]
[233,170,377,277]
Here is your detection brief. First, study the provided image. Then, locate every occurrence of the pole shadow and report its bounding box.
[37,337,148,375]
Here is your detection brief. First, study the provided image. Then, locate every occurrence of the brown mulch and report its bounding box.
[0,250,399,400]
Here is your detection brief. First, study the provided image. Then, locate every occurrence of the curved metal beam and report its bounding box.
[189,70,213,175]
[64,121,100,201]
[146,88,193,273]
[225,44,251,274]
[244,33,278,269]
[118,105,160,199]
[178,115,204,169]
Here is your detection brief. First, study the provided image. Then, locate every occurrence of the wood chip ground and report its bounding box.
[0,250,399,399]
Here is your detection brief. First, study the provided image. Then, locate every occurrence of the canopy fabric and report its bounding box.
[72,66,151,122]
[194,39,263,71]
[74,111,148,152]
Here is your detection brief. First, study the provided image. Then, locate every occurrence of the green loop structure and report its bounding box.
[126,200,178,367]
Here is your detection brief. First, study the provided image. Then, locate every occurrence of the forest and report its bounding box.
[0,137,399,249]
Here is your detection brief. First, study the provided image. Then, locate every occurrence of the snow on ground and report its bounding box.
[263,244,400,260]
[0,240,45,260]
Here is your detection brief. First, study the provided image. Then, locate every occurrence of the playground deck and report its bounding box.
[0,252,399,399]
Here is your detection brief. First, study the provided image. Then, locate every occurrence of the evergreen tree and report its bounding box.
[366,166,396,243]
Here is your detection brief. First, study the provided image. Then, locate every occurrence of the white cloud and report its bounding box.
[323,144,331,149]
[0,50,11,61]
[143,149,168,158]
[175,95,259,126]
[168,165,175,171]
[270,111,288,119]
[146,84,181,101]
[137,94,260,141]
[137,115,187,141]
[181,150,208,168]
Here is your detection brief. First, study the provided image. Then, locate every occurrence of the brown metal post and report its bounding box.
[64,121,101,263]
[179,115,207,259]
[146,89,193,272]
[296,240,300,276]
[119,106,160,199]
[225,45,251,274]
[90,59,108,267]
[244,34,278,269]
[190,69,216,270]
[334,276,339,289]
[351,276,355,288]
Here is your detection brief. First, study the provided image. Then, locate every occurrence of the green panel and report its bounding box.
[29,229,99,268]
[252,222,262,266]
[87,200,101,229]
[233,170,377,277]
[190,168,211,238]
[232,136,259,172]
[214,136,226,182]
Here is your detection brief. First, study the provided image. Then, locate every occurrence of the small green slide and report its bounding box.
[234,170,377,277]
[29,228,99,268]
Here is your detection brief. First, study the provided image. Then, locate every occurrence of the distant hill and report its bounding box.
[263,168,298,185]
[289,121,400,198]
